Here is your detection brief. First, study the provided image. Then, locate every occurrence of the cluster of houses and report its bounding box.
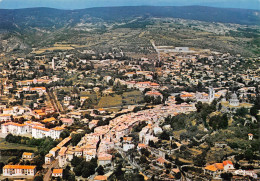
[40,96,197,179]
[204,160,258,179]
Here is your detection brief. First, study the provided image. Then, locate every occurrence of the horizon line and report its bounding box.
[0,5,259,11]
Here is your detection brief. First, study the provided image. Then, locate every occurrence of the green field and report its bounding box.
[0,138,37,152]
[122,90,143,105]
[97,94,122,108]
[96,90,144,108]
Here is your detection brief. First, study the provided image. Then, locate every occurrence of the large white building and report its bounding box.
[1,121,64,140]
[1,122,29,135]
[0,114,12,122]
[229,93,240,106]
[3,165,36,177]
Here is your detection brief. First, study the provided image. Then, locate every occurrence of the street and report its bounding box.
[44,159,58,181]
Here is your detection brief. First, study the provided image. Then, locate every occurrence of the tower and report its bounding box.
[0,80,3,96]
[248,133,253,140]
[52,58,55,70]
[209,87,215,103]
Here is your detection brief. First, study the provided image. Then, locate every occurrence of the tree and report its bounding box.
[175,95,184,104]
[244,149,254,161]
[149,140,155,147]
[71,133,82,146]
[68,174,75,181]
[34,176,43,181]
[39,65,46,71]
[193,153,206,167]
[82,167,91,178]
[175,172,181,179]
[62,167,71,180]
[235,107,248,117]
[234,162,240,169]
[140,155,148,164]
[221,172,233,180]
[96,165,104,175]
[60,130,70,139]
[197,81,203,92]
[108,79,114,86]
[0,162,5,174]
[218,103,222,111]
[133,106,141,113]
[195,101,203,112]
[134,173,145,181]
[73,165,82,176]
[250,105,258,117]
[159,131,170,140]
[71,156,81,167]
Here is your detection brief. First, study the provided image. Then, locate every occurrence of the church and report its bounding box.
[196,87,215,103]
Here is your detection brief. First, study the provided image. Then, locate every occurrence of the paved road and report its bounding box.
[44,159,58,181]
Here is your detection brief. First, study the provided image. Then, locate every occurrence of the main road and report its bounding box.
[44,159,58,181]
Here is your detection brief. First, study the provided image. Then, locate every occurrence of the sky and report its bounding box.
[0,0,259,10]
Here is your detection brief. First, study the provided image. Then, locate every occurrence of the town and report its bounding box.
[0,37,259,181]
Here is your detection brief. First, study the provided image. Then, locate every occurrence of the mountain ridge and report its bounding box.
[0,5,259,32]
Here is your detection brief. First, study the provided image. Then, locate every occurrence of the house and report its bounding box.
[67,146,83,157]
[180,92,195,100]
[64,96,71,102]
[97,154,112,166]
[84,149,96,161]
[80,96,89,105]
[204,160,234,177]
[156,157,168,166]
[135,81,160,91]
[145,74,153,80]
[137,143,147,150]
[33,109,46,119]
[153,125,163,135]
[123,143,135,152]
[50,127,65,140]
[68,112,82,119]
[125,72,136,78]
[58,147,68,168]
[122,137,133,143]
[94,175,108,181]
[42,117,56,123]
[215,142,228,148]
[49,147,60,158]
[104,76,112,82]
[60,118,74,126]
[145,91,163,99]
[89,119,99,129]
[52,169,63,177]
[3,165,36,176]
[248,133,253,140]
[22,152,34,160]
[223,160,234,171]
[45,153,54,165]
[234,169,258,179]
[30,87,47,95]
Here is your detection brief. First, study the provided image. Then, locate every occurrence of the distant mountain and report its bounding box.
[0,6,259,32]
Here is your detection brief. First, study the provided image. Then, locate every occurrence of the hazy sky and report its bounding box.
[0,0,259,10]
